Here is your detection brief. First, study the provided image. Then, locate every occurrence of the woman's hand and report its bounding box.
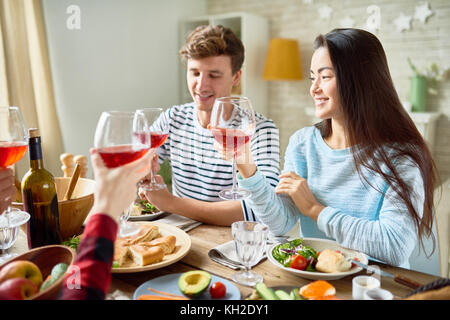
[213,140,257,179]
[275,171,325,221]
[0,167,15,214]
[89,148,155,221]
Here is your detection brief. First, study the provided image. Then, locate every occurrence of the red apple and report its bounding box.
[0,260,43,288]
[0,278,39,300]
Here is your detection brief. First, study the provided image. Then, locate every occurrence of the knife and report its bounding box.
[351,259,422,290]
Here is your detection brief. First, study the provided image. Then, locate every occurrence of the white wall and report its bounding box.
[42,0,206,177]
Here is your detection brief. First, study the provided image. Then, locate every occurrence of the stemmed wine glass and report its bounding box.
[94,111,150,237]
[136,108,169,191]
[0,106,30,263]
[231,221,268,286]
[209,96,255,200]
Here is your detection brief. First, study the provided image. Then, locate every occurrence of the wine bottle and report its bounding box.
[21,128,62,248]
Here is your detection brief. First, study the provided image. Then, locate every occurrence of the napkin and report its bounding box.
[157,213,202,232]
[209,240,267,269]
[212,240,242,264]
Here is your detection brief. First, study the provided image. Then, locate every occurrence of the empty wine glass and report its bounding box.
[94,111,150,237]
[0,106,29,257]
[209,96,255,200]
[136,108,169,191]
[0,208,30,263]
[231,221,268,286]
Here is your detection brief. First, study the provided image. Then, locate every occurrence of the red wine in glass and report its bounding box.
[211,128,251,153]
[93,110,150,237]
[98,145,149,168]
[209,96,255,200]
[150,132,168,149]
[0,141,28,167]
[0,106,30,263]
[133,131,168,149]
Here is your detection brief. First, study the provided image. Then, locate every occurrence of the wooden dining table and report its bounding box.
[108,223,442,301]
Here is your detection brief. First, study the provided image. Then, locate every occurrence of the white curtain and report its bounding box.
[0,0,64,179]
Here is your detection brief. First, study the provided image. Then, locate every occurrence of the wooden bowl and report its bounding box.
[0,245,76,300]
[12,177,96,240]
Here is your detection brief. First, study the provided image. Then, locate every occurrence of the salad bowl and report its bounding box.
[267,237,368,280]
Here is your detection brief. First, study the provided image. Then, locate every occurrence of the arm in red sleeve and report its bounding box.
[60,213,118,300]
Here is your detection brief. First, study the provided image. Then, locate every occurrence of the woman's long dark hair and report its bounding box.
[313,28,439,256]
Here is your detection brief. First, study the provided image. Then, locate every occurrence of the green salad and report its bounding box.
[135,199,159,214]
[272,238,318,272]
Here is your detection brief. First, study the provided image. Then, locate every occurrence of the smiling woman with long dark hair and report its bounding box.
[233,28,439,268]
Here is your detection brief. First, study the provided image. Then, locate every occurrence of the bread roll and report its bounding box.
[124,225,160,245]
[140,235,176,254]
[129,245,164,266]
[315,249,351,273]
[114,239,130,267]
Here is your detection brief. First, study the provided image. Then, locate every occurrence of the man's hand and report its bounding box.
[275,171,324,221]
[139,175,175,213]
[0,168,16,214]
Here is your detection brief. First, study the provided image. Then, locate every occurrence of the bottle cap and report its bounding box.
[29,128,40,138]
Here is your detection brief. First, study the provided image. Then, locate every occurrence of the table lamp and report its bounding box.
[263,38,304,81]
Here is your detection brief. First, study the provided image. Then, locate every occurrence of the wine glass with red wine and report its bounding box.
[0,106,30,262]
[209,96,255,200]
[136,108,169,191]
[94,111,150,237]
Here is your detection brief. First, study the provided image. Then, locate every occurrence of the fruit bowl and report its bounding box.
[0,245,75,300]
[12,177,96,240]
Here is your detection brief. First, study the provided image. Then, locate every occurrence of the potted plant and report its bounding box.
[407,58,448,112]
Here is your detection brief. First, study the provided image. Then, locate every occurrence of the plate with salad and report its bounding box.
[128,199,166,221]
[267,237,368,280]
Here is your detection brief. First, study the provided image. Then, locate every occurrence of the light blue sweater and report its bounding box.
[239,126,424,268]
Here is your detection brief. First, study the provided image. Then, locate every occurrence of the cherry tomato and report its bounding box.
[210,281,226,299]
[289,255,308,271]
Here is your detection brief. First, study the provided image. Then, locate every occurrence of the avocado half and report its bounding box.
[178,270,212,297]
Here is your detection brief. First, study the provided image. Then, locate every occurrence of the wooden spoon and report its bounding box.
[63,163,81,201]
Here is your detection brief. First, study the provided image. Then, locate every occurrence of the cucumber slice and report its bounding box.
[275,289,294,300]
[255,282,279,300]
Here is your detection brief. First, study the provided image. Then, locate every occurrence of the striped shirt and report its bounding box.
[153,102,280,221]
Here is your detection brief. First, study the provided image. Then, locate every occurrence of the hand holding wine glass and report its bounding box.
[136,108,169,191]
[209,96,255,200]
[89,147,154,222]
[93,111,151,237]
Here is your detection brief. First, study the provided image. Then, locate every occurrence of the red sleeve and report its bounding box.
[60,213,118,300]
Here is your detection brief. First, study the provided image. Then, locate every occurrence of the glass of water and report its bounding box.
[231,221,268,286]
[0,208,30,263]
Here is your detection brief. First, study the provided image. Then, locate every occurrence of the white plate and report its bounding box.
[267,237,368,280]
[112,221,191,273]
[128,211,166,221]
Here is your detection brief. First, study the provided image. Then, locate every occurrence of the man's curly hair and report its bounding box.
[179,25,244,74]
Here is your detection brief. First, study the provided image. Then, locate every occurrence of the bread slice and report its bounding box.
[114,239,130,267]
[315,249,352,273]
[123,225,160,245]
[139,235,176,255]
[129,245,164,266]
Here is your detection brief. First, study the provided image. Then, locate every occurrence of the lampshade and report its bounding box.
[263,38,304,81]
